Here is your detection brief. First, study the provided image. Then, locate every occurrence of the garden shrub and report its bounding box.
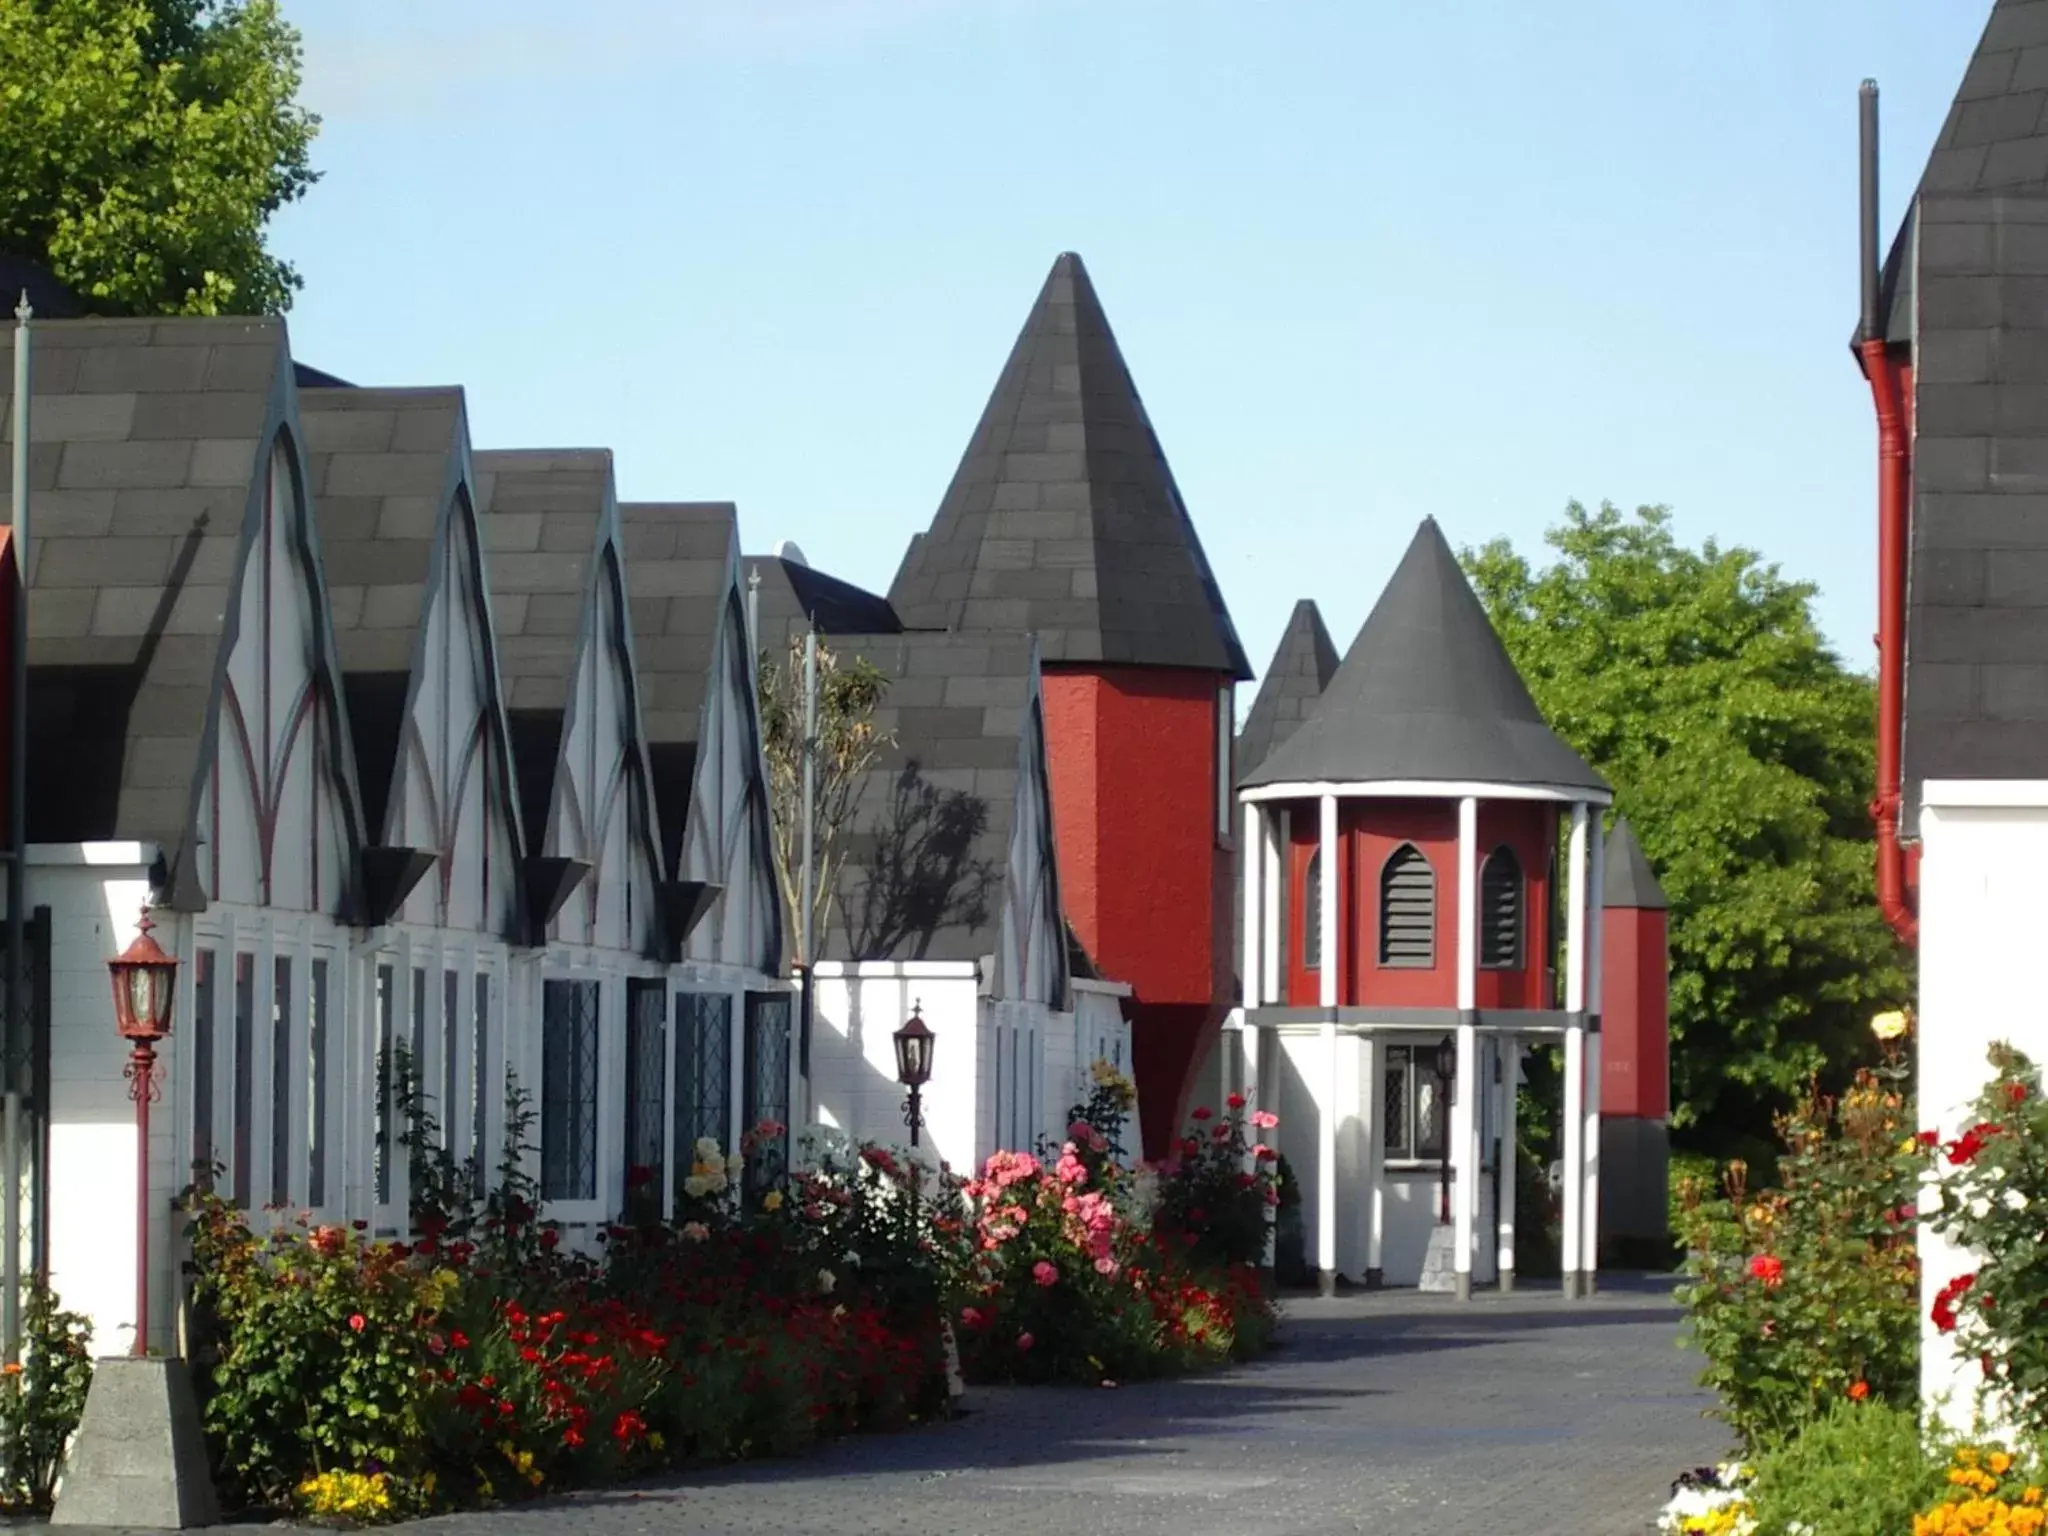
[1675,1040,1928,1450]
[0,1276,92,1512]
[1747,1398,1949,1536]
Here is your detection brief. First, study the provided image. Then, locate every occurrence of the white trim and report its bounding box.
[1922,780,2048,810]
[1317,795,1338,1010]
[1070,976,1133,1000]
[1243,779,1613,807]
[810,960,980,980]
[25,843,158,868]
[1242,800,1263,1008]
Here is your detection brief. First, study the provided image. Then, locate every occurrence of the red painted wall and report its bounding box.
[1601,905,1670,1120]
[1278,796,1558,1010]
[1040,666,1232,1152]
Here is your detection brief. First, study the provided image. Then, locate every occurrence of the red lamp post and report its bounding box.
[108,909,177,1357]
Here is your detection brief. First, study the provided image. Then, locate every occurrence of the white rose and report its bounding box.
[818,1269,836,1294]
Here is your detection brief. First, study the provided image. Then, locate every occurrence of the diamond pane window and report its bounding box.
[673,993,732,1215]
[742,992,792,1198]
[624,980,668,1196]
[541,979,600,1202]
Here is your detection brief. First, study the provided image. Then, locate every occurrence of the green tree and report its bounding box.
[1463,502,1909,1146]
[0,0,319,315]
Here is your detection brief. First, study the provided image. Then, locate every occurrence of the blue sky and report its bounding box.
[274,0,1982,690]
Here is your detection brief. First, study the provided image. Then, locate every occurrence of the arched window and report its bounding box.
[1378,844,1435,968]
[1302,850,1322,971]
[1480,846,1524,969]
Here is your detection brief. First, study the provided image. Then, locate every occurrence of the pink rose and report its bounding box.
[1251,1110,1279,1131]
[1033,1261,1058,1288]
[1017,1332,1035,1352]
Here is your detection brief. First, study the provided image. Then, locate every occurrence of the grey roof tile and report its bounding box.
[1602,818,1668,910]
[887,253,1250,680]
[1236,599,1341,781]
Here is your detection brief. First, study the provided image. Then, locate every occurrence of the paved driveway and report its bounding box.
[82,1278,1726,1536]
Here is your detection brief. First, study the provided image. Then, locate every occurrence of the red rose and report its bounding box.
[2008,1081,2031,1107]
[1191,1106,1213,1122]
[1932,1272,1977,1334]
[348,1313,367,1332]
[1848,1380,1869,1401]
[1747,1253,1783,1287]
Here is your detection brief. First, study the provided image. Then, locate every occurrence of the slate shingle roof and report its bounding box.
[0,316,368,901]
[1236,599,1340,782]
[620,501,742,875]
[744,556,901,644]
[886,252,1250,680]
[820,632,1038,965]
[302,386,469,839]
[1603,816,1668,911]
[473,448,614,847]
[1242,519,1607,796]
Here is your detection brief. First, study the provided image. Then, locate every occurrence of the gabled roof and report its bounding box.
[620,500,742,875]
[473,448,615,846]
[302,386,469,838]
[1237,599,1340,780]
[823,632,1042,965]
[1603,816,1668,911]
[1866,0,2048,345]
[744,555,901,644]
[1242,519,1607,796]
[886,252,1251,680]
[2,317,368,891]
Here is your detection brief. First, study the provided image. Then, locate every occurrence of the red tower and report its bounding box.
[888,254,1252,1152]
[1599,817,1670,1259]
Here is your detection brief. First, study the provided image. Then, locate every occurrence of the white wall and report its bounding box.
[1917,782,2048,1431]
[807,963,983,1176]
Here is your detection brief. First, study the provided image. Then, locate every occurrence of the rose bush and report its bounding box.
[1675,1029,1929,1450]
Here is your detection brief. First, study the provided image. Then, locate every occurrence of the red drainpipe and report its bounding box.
[1859,79,1918,947]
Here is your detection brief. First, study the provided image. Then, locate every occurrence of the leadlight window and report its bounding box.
[442,970,460,1153]
[624,980,668,1197]
[1480,846,1525,969]
[1303,851,1322,971]
[742,992,792,1198]
[471,974,492,1199]
[1383,1045,1446,1162]
[374,964,394,1205]
[541,979,600,1202]
[1379,844,1436,968]
[191,949,216,1188]
[674,993,733,1216]
[232,954,254,1209]
[308,959,329,1208]
[270,957,293,1208]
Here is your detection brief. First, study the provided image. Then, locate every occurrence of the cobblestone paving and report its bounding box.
[75,1277,1726,1536]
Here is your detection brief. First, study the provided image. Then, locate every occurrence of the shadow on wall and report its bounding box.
[843,763,1001,963]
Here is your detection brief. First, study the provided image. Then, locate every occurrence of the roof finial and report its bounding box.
[12,291,29,326]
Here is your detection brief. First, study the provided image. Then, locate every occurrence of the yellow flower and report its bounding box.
[1992,1452,2016,1476]
[1872,1008,1911,1041]
[762,1190,784,1213]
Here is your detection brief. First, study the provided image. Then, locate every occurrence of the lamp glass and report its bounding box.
[893,1013,934,1088]
[1433,1035,1457,1082]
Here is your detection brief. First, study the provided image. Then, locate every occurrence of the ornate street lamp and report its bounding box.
[1432,1034,1457,1227]
[109,909,177,1356]
[893,1003,934,1148]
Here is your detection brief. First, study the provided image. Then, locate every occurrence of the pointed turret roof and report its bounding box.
[1237,600,1340,780]
[1865,1,2048,345]
[887,252,1251,679]
[1241,519,1608,795]
[1603,816,1668,911]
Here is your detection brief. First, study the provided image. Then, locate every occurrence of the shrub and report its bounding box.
[1152,1096,1280,1272]
[1747,1398,1948,1536]
[1675,1045,1928,1450]
[0,1277,92,1512]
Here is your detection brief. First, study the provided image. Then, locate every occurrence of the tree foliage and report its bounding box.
[1463,502,1909,1141]
[0,0,319,315]
[757,635,892,963]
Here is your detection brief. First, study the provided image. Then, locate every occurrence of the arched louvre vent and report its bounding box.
[1379,844,1435,968]
[1303,850,1322,971]
[1480,846,1524,969]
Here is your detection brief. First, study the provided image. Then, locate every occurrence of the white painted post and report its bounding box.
[1583,818,1605,1289]
[1562,802,1590,1300]
[1456,799,1479,1013]
[1242,802,1263,1008]
[1317,1020,1338,1291]
[1261,811,1283,1006]
[1498,1037,1518,1291]
[1453,797,1479,1297]
[1318,795,1338,1011]
[1362,1034,1384,1285]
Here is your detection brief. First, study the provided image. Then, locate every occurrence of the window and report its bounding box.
[673,993,733,1213]
[1383,1045,1447,1162]
[374,964,395,1206]
[232,954,254,1208]
[442,971,460,1153]
[471,974,493,1198]
[1303,851,1322,971]
[624,980,668,1198]
[308,959,329,1208]
[742,993,792,1197]
[1379,844,1436,968]
[191,949,216,1188]
[541,979,600,1202]
[270,957,293,1208]
[1480,846,1524,969]
[1215,685,1233,844]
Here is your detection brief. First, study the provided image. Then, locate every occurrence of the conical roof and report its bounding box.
[888,252,1251,679]
[1864,1,2048,346]
[1602,816,1668,910]
[1241,519,1607,795]
[1237,599,1340,780]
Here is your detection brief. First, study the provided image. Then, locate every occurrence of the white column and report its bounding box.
[1452,797,1478,1297]
[1318,795,1339,1010]
[1456,798,1479,1012]
[1317,1020,1339,1290]
[1561,801,1590,1299]
[1362,1034,1385,1284]
[1583,818,1605,1289]
[1242,801,1263,1008]
[1261,811,1283,1004]
[1498,1037,1518,1291]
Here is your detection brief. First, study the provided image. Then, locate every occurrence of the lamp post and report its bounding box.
[893,1003,934,1148]
[108,909,178,1357]
[1433,1034,1457,1227]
